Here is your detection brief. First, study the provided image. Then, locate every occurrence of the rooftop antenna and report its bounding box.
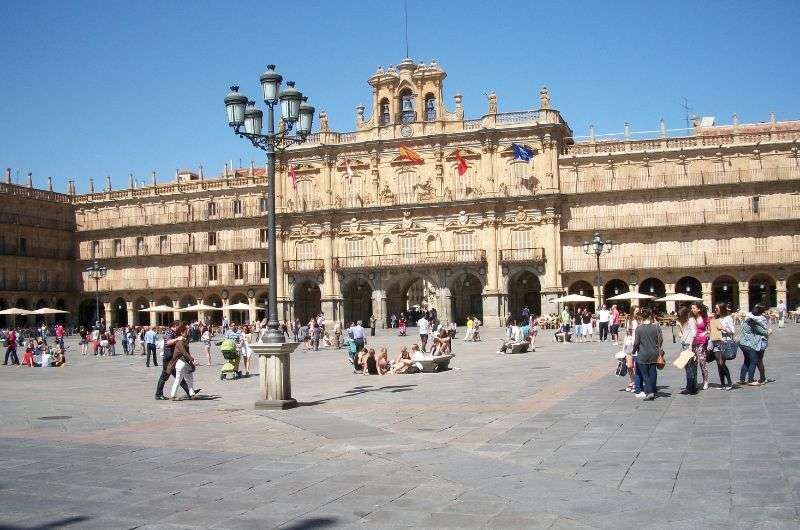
[680,97,692,129]
[404,0,410,59]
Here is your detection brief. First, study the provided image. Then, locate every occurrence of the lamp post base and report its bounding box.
[251,341,300,410]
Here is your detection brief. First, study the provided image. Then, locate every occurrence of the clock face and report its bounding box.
[400,125,413,138]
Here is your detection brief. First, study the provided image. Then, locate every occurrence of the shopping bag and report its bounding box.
[673,349,694,370]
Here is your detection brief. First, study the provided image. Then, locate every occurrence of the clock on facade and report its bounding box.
[400,125,413,138]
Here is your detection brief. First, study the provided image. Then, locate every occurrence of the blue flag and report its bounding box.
[512,143,535,162]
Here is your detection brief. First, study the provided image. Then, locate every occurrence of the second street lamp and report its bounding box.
[583,232,613,307]
[85,260,108,329]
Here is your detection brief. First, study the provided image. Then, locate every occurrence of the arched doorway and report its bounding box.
[179,294,198,324]
[228,293,249,324]
[34,298,48,326]
[112,297,128,327]
[14,299,31,328]
[255,292,268,322]
[787,273,800,313]
[343,279,373,325]
[133,297,150,326]
[676,276,703,300]
[385,276,438,324]
[294,281,321,323]
[54,299,68,325]
[568,280,595,312]
[155,296,173,326]
[639,277,666,314]
[205,294,223,325]
[508,271,542,321]
[748,274,776,310]
[450,273,483,325]
[78,299,99,329]
[604,279,630,313]
[0,298,7,328]
[712,275,739,310]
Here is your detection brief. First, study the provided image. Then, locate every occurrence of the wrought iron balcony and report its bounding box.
[284,259,325,272]
[498,247,546,263]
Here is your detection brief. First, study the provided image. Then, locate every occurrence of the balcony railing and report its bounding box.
[563,250,800,272]
[0,246,74,260]
[81,239,268,260]
[560,167,800,195]
[89,272,266,292]
[0,279,75,292]
[563,206,800,231]
[333,249,486,270]
[284,259,325,272]
[499,247,546,263]
[1,212,76,231]
[76,202,268,232]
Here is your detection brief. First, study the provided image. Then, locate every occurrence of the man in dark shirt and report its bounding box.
[154,321,192,400]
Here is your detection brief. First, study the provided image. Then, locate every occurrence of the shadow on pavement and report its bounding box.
[298,384,418,407]
[279,517,338,530]
[0,515,91,529]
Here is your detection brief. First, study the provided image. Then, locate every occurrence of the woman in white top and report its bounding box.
[201,326,212,365]
[623,307,640,392]
[676,306,698,394]
[711,303,736,390]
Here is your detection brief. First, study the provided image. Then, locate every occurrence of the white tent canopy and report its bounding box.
[30,308,69,315]
[138,304,176,313]
[655,293,703,302]
[0,308,32,315]
[178,303,222,312]
[552,294,596,303]
[606,292,655,301]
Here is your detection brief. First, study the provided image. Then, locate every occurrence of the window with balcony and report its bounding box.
[455,232,475,261]
[399,89,415,123]
[259,229,268,244]
[454,164,476,199]
[19,237,27,256]
[208,264,218,281]
[680,241,693,256]
[18,269,26,290]
[113,239,122,257]
[234,263,244,280]
[91,240,99,259]
[717,239,730,254]
[793,234,800,251]
[379,98,390,125]
[510,229,533,260]
[296,179,314,210]
[207,201,217,217]
[39,270,47,289]
[0,268,5,289]
[260,262,268,280]
[208,231,217,247]
[397,170,417,203]
[296,241,314,262]
[233,199,242,215]
[751,195,760,214]
[159,236,168,254]
[754,237,767,254]
[346,175,363,207]
[424,94,436,121]
[136,237,144,255]
[510,162,528,190]
[400,235,416,262]
[714,198,728,214]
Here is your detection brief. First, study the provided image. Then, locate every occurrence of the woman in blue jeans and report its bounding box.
[632,308,663,401]
[739,303,771,386]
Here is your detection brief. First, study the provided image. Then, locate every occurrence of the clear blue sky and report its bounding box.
[1,0,798,192]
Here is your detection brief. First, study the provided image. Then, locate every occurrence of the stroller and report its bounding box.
[219,338,242,380]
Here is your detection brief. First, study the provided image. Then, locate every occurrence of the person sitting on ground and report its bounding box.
[21,340,35,367]
[354,347,368,373]
[431,328,452,356]
[377,348,390,375]
[392,347,416,374]
[363,348,379,375]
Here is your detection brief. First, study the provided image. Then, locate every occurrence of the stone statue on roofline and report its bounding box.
[539,86,550,109]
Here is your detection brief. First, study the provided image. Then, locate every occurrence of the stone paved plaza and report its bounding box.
[1,324,800,529]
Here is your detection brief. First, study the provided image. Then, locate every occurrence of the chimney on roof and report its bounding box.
[770,112,776,127]
[175,169,179,181]
[4,168,10,183]
[106,175,112,191]
[128,173,134,188]
[199,164,204,180]
[224,161,229,178]
[47,176,53,191]
[249,160,255,177]
[659,118,666,139]
[26,172,33,188]
[623,122,630,141]
[68,180,75,194]
[89,178,95,193]
[151,171,157,186]
[589,124,595,142]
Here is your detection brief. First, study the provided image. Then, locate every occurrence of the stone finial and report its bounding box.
[454,93,463,110]
[4,168,10,183]
[151,170,156,186]
[355,105,365,126]
[128,173,134,188]
[249,160,255,176]
[89,178,95,193]
[769,111,776,126]
[487,91,497,114]
[27,172,33,188]
[68,180,75,194]
[47,176,53,191]
[539,86,551,109]
[106,175,112,191]
[624,122,630,141]
[198,164,204,180]
[589,124,595,142]
[732,113,739,126]
[659,118,667,138]
[319,110,329,132]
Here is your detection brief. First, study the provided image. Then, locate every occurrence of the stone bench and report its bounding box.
[414,354,454,372]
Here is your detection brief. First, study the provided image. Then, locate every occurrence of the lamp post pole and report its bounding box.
[583,232,613,308]
[225,65,315,409]
[85,260,108,329]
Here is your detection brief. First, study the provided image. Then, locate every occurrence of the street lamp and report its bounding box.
[224,65,314,343]
[85,260,107,329]
[225,64,315,410]
[583,232,613,306]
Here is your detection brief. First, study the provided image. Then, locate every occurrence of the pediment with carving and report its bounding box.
[445,148,481,161]
[445,210,483,230]
[288,220,322,239]
[389,211,426,234]
[337,217,373,237]
[502,206,558,227]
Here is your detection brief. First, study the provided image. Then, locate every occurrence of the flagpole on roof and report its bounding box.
[404,0,410,59]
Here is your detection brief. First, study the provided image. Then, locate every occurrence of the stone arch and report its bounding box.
[205,294,223,325]
[293,281,321,324]
[748,273,777,310]
[787,272,800,312]
[568,279,595,312]
[639,277,666,313]
[675,276,702,299]
[78,298,99,329]
[603,278,629,311]
[0,298,8,328]
[343,277,373,325]
[179,294,198,324]
[255,291,268,322]
[508,271,542,321]
[133,296,150,326]
[54,298,68,325]
[385,273,440,324]
[712,275,739,310]
[450,272,483,325]
[227,292,249,324]
[112,296,128,327]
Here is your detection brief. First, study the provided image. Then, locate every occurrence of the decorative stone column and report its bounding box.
[103,302,113,330]
[222,293,231,325]
[126,301,135,328]
[738,284,749,313]
[664,282,676,313]
[197,298,206,325]
[172,299,180,324]
[701,282,712,310]
[149,300,157,327]
[372,288,387,328]
[252,341,300,409]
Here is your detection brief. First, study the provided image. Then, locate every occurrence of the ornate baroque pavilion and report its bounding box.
[2,58,799,328]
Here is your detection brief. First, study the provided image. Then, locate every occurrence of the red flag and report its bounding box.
[399,145,423,164]
[288,165,297,190]
[455,150,468,176]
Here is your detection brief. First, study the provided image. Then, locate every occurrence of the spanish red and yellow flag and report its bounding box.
[455,149,468,176]
[399,145,423,164]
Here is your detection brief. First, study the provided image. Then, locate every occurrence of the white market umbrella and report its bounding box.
[552,294,596,304]
[139,304,176,313]
[31,307,69,315]
[221,302,253,311]
[179,303,222,312]
[606,292,655,301]
[655,293,703,302]
[0,308,33,315]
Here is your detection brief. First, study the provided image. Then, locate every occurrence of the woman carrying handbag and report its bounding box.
[710,303,736,390]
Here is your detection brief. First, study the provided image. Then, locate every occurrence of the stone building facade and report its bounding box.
[2,58,799,328]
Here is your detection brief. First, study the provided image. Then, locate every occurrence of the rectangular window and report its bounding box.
[136,237,144,255]
[510,162,527,190]
[259,197,267,212]
[510,230,533,260]
[19,237,27,256]
[346,176,363,207]
[752,195,760,214]
[159,235,168,254]
[233,200,242,215]
[208,231,217,247]
[18,269,26,290]
[455,165,476,199]
[793,234,800,251]
[234,263,244,280]
[260,262,268,280]
[400,236,416,262]
[296,241,314,262]
[0,235,5,254]
[455,232,475,261]
[207,202,217,217]
[297,180,314,210]
[259,229,268,244]
[754,237,767,253]
[714,198,727,214]
[39,270,47,289]
[208,264,218,281]
[717,239,730,254]
[91,240,99,258]
[397,172,417,203]
[680,241,693,256]
[0,268,5,289]
[113,239,122,257]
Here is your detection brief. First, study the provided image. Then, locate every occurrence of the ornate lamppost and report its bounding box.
[583,232,613,307]
[224,65,314,409]
[85,260,107,329]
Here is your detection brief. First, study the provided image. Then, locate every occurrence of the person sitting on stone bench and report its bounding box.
[430,329,452,356]
[554,322,572,343]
